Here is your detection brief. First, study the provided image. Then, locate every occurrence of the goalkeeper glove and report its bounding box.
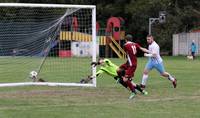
[91,62,100,67]
[80,75,93,83]
[38,78,46,82]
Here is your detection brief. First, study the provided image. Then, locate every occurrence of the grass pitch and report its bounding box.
[0,56,199,118]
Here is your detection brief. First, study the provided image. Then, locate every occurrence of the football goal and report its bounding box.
[0,3,97,87]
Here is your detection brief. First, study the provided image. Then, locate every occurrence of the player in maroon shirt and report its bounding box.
[117,34,150,99]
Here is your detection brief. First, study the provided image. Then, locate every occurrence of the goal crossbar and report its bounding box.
[0,3,95,9]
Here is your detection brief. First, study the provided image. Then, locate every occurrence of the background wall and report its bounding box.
[173,32,200,56]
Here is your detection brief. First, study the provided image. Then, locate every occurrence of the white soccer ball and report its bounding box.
[30,71,38,78]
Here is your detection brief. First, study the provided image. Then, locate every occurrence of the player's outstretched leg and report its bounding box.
[135,84,148,95]
[117,68,137,99]
[125,80,137,99]
[129,92,136,100]
[140,73,149,90]
[161,72,177,88]
[114,76,128,88]
[172,78,177,88]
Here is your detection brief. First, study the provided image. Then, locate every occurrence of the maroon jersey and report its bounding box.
[124,41,141,66]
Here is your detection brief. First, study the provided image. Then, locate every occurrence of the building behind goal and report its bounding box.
[173,32,200,56]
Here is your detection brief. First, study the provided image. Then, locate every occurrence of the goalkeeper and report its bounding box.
[80,58,147,95]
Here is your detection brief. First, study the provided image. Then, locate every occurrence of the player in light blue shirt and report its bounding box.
[191,40,197,59]
[140,35,177,90]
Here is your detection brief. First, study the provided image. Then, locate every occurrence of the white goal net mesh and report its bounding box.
[0,3,96,87]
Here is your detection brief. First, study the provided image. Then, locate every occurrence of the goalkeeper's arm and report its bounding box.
[81,59,105,83]
[80,69,104,83]
[91,62,100,67]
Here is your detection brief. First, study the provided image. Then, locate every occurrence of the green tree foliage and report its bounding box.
[1,0,200,53]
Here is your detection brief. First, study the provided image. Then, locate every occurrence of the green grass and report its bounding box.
[0,57,91,82]
[0,56,199,118]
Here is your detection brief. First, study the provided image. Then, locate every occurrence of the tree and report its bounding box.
[2,0,200,53]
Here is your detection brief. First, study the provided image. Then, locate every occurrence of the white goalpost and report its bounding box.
[0,3,96,87]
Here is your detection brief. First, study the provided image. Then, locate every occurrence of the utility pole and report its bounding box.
[149,11,166,35]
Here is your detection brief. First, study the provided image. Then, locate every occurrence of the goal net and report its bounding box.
[0,3,97,87]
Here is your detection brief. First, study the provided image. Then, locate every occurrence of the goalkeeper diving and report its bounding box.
[80,58,148,96]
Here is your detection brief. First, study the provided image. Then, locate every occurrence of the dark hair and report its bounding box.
[125,34,133,41]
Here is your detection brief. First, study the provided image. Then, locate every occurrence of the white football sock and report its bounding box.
[168,74,175,81]
[141,74,148,85]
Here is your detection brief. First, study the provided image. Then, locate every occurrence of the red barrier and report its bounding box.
[59,50,72,57]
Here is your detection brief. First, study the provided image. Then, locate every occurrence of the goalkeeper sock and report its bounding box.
[119,78,128,88]
[114,76,128,88]
[119,79,128,88]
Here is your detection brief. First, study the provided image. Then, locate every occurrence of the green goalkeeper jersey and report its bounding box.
[96,59,119,77]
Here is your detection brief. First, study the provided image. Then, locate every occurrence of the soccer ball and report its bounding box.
[29,71,38,78]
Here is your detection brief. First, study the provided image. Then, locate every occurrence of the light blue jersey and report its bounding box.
[191,42,197,53]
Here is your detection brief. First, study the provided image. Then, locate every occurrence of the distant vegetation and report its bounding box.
[1,0,200,52]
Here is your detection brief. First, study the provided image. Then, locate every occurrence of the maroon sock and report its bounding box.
[126,80,136,93]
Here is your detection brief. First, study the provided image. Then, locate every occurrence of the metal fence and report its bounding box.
[173,32,200,56]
